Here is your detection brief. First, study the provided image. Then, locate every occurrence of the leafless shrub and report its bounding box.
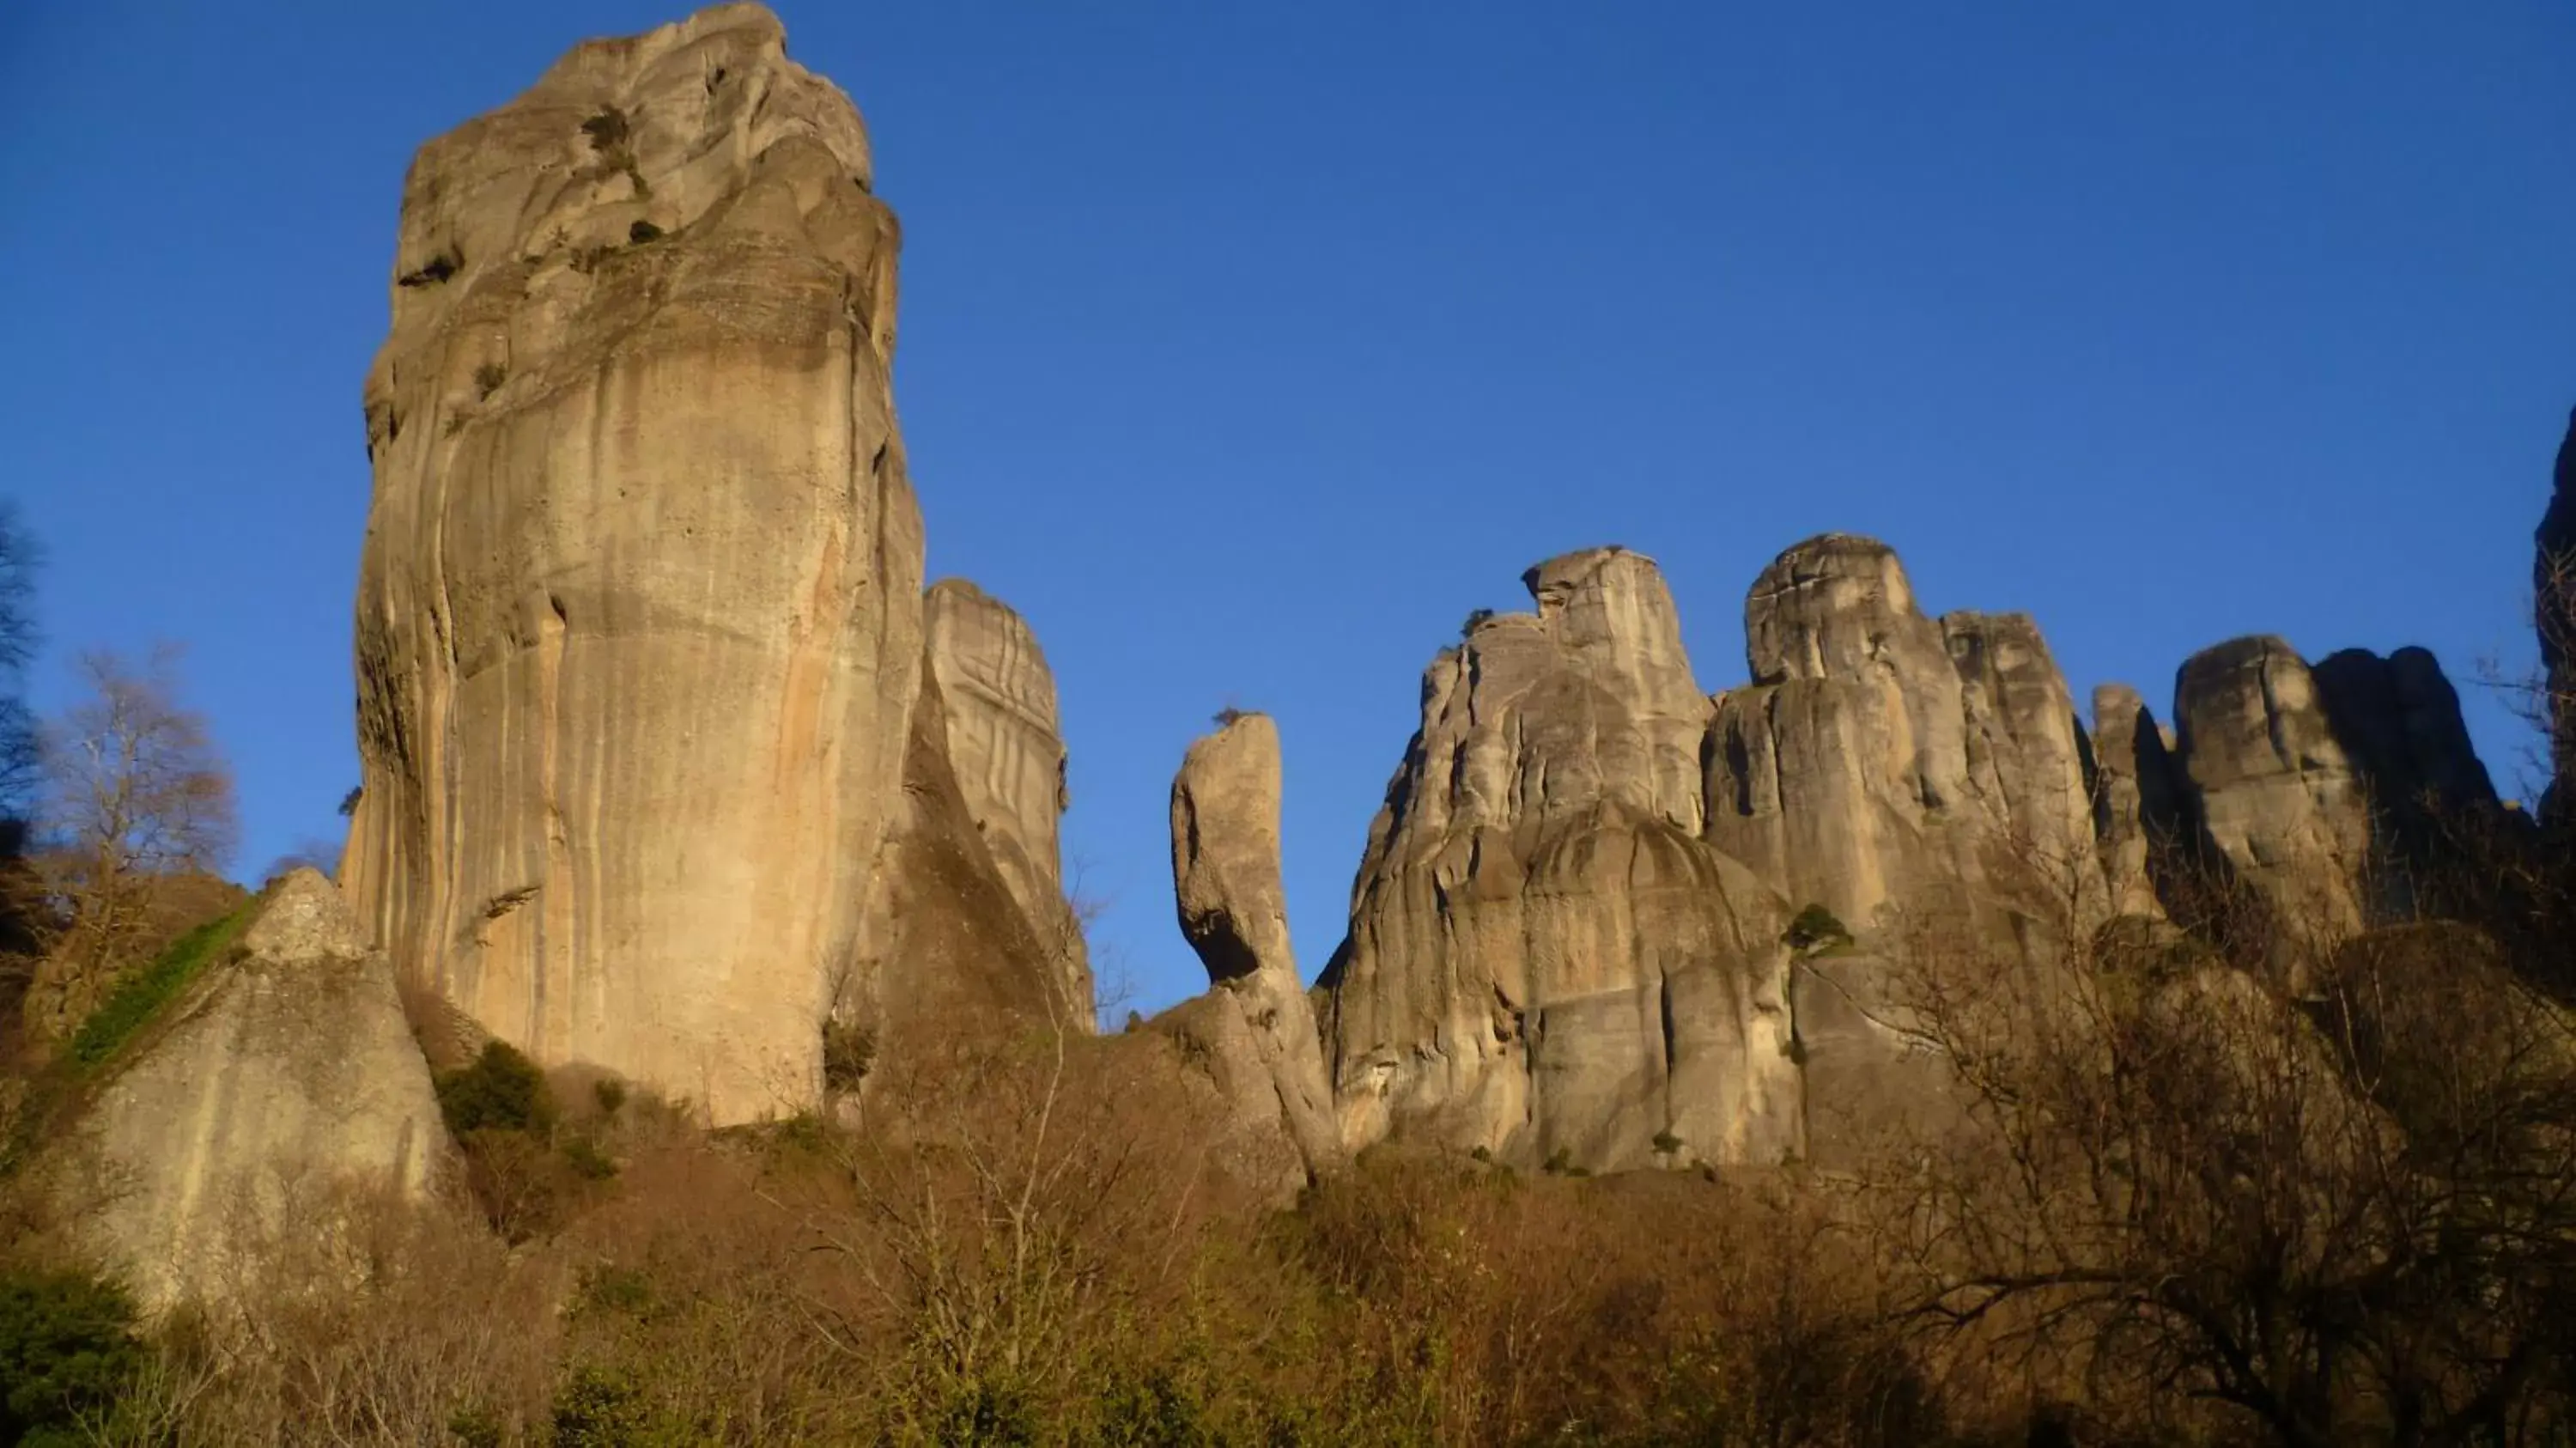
[162,1183,561,1446]
[1870,853,2576,1447]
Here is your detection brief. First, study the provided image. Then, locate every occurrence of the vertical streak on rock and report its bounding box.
[341,6,1047,1123]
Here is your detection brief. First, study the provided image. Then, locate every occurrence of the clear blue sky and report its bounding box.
[3,3,2570,1021]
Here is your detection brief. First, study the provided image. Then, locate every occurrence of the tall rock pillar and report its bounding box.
[343,6,956,1121]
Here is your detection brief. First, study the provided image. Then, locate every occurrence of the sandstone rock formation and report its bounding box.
[2089,682,2185,921]
[2312,648,2503,873]
[1167,715,1342,1180]
[340,4,1077,1123]
[1326,531,2513,1171]
[927,578,1090,1014]
[2169,636,2378,964]
[1705,536,2107,941]
[1321,549,1801,1171]
[54,871,447,1312]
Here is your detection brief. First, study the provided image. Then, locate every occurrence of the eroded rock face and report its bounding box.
[926,579,1090,1015]
[2172,636,2373,954]
[1705,537,2105,940]
[341,5,1066,1122]
[56,872,447,1312]
[1321,549,1799,1171]
[1324,532,2513,1173]
[1169,715,1343,1178]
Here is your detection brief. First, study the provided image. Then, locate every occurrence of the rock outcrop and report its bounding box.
[54,872,447,1312]
[1166,715,1342,1180]
[2169,636,2374,959]
[2540,407,2576,823]
[2313,648,2503,875]
[927,578,1090,1015]
[1321,549,1801,1171]
[1705,536,2107,941]
[340,4,1078,1123]
[1325,532,2512,1171]
[2089,683,2185,921]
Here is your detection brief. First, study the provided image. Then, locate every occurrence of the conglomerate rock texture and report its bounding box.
[340,5,1076,1122]
[55,872,447,1312]
[1324,533,2508,1171]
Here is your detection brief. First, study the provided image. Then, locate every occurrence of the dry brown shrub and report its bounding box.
[155,1183,561,1446]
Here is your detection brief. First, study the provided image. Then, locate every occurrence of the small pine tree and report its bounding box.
[1782,903,1852,952]
[434,1040,556,1136]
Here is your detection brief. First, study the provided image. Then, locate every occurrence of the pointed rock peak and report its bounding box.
[240,868,365,965]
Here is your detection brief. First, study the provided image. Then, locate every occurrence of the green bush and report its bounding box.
[1652,1131,1684,1156]
[446,1407,505,1448]
[1782,903,1852,952]
[591,1077,627,1116]
[579,108,629,151]
[550,1364,649,1448]
[1542,1147,1575,1177]
[434,1041,555,1136]
[0,1267,143,1448]
[560,1135,618,1183]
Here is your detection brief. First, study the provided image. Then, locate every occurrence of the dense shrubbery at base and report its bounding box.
[3,844,2573,1444]
[0,1267,143,1448]
[0,1031,1952,1447]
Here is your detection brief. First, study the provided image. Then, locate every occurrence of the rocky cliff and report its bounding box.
[1320,549,1801,1171]
[1325,534,2506,1170]
[927,578,1091,1016]
[341,4,1081,1122]
[52,872,447,1312]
